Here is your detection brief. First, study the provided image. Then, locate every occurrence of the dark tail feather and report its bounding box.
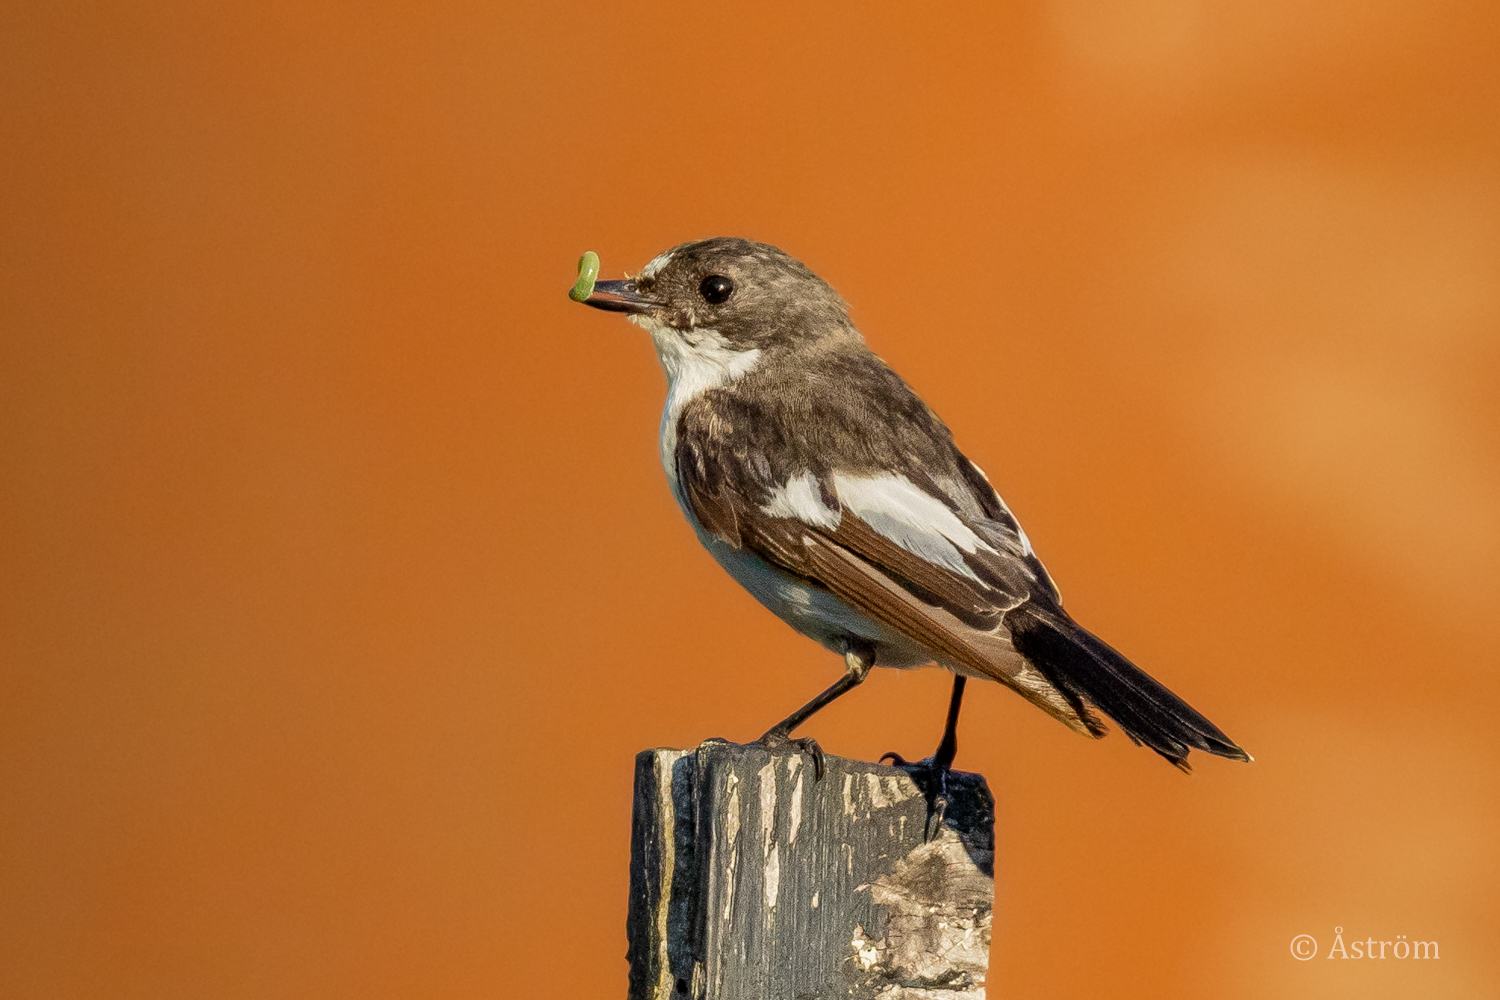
[1005,602,1251,770]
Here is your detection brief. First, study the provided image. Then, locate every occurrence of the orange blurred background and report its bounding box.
[3,2,1498,997]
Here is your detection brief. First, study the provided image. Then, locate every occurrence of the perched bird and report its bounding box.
[574,237,1249,807]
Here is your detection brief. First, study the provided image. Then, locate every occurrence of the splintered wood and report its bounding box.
[627,740,995,1000]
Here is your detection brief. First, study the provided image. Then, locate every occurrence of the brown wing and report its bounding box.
[675,412,1099,738]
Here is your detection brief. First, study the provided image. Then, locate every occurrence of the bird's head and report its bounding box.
[575,238,853,354]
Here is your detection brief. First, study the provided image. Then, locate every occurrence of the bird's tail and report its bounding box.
[1004,602,1251,771]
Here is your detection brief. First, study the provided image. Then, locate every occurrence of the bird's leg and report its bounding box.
[931,674,966,772]
[757,640,874,781]
[881,675,967,841]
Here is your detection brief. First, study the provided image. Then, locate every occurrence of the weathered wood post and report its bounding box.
[627,739,996,1000]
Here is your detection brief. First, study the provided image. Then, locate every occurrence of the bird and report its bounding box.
[572,237,1249,818]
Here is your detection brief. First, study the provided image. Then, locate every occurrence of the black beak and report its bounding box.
[579,279,658,314]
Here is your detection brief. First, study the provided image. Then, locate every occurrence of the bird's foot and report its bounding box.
[879,751,952,842]
[757,728,825,781]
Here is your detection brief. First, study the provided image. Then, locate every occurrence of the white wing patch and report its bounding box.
[832,473,994,583]
[760,472,840,528]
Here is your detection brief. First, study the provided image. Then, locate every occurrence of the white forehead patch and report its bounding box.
[638,249,676,280]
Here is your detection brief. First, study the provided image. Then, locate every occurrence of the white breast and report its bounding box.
[637,316,927,665]
[632,314,762,492]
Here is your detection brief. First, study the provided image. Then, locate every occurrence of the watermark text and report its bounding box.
[1289,926,1440,961]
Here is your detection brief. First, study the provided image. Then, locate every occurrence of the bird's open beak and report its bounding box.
[580,279,657,314]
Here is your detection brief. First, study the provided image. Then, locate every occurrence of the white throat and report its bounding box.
[632,315,762,490]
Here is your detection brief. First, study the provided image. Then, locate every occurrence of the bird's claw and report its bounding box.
[923,785,951,843]
[881,752,952,842]
[757,730,825,781]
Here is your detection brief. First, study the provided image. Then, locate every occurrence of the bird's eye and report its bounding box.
[699,275,734,304]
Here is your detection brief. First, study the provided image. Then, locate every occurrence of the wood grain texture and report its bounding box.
[627,741,995,1000]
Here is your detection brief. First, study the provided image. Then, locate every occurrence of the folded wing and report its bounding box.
[675,403,1102,738]
[674,388,1250,769]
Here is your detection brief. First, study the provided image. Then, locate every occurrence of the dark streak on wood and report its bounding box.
[627,740,996,1000]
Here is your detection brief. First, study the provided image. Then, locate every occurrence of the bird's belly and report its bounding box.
[693,526,932,669]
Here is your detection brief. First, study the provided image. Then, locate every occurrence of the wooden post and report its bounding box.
[627,739,995,1000]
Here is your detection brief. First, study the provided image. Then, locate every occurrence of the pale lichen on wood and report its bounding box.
[626,740,996,1000]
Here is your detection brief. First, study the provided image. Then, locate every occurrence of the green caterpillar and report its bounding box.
[568,251,601,302]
